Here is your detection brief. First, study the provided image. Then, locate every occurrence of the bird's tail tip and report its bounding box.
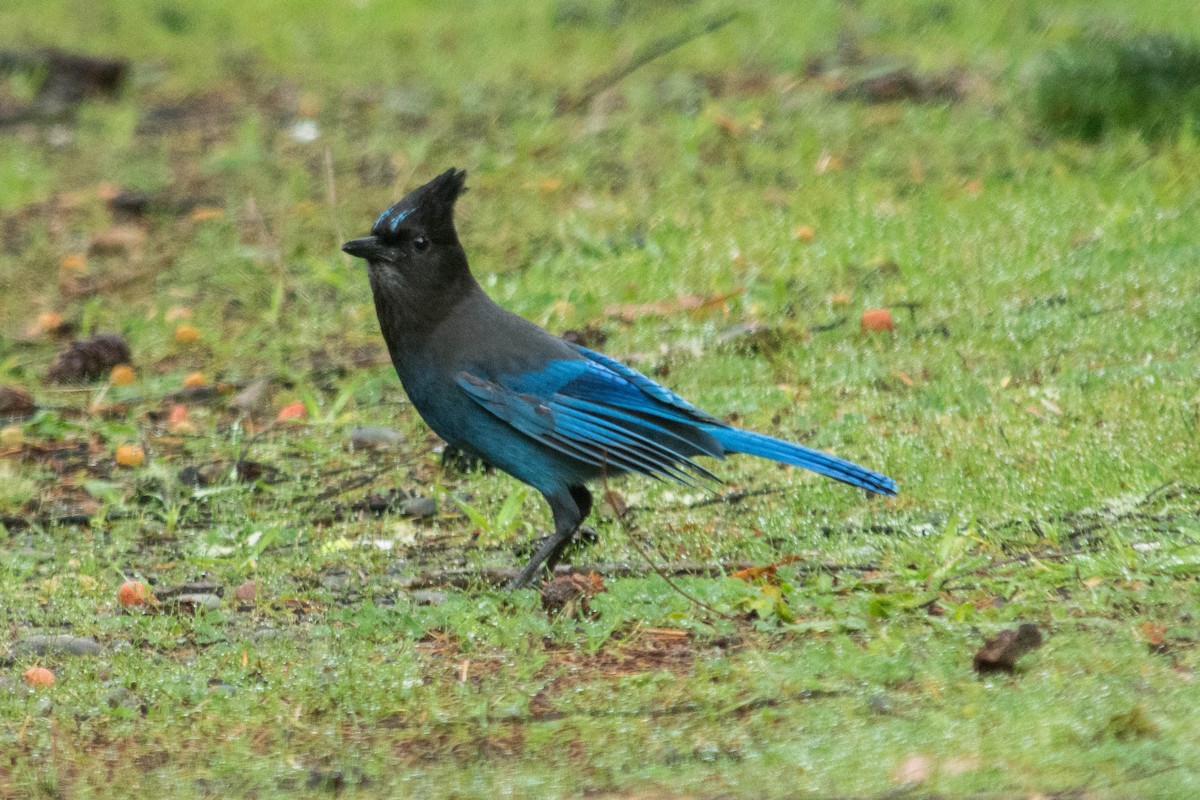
[713,427,897,497]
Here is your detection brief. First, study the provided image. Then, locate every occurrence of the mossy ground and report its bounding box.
[1,1,1198,797]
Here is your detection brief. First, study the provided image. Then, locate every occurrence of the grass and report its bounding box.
[1,0,1199,797]
[1034,31,1200,140]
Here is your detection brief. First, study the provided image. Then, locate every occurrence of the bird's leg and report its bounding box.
[507,486,592,589]
[543,486,593,573]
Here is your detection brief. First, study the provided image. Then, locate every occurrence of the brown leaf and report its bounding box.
[0,385,36,416]
[560,325,608,349]
[46,333,132,383]
[732,554,804,583]
[541,572,606,616]
[833,67,964,104]
[973,623,1044,673]
[601,489,628,519]
[891,754,934,784]
[1141,621,1166,646]
[604,288,743,322]
[88,224,147,255]
[228,378,271,413]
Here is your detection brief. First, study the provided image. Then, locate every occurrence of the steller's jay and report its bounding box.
[343,169,896,588]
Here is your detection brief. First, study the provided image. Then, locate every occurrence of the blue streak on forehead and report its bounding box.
[373,206,414,234]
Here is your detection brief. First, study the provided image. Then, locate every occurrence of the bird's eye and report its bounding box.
[413,235,430,252]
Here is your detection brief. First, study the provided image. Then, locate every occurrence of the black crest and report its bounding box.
[371,168,468,244]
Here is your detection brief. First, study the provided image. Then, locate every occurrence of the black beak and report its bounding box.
[341,236,389,262]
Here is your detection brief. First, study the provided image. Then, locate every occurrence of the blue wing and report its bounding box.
[455,364,722,489]
[456,345,897,497]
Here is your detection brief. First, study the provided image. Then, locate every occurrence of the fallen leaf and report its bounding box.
[228,378,271,413]
[541,572,605,616]
[59,253,87,273]
[973,623,1044,673]
[47,333,132,383]
[188,206,224,222]
[1040,397,1063,415]
[732,554,804,582]
[714,115,741,135]
[832,66,964,104]
[89,224,146,255]
[0,385,36,416]
[1141,621,1171,654]
[604,288,743,322]
[891,754,933,784]
[829,292,852,307]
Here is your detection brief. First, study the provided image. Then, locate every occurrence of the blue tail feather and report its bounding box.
[709,427,897,496]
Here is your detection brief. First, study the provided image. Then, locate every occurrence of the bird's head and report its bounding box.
[342,168,470,291]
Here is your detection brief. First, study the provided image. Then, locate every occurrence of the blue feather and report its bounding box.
[373,206,414,235]
[454,353,895,498]
[709,427,897,495]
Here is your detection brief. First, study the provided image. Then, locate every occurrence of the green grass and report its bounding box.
[2,0,1199,797]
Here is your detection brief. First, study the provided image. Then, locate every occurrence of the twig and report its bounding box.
[397,560,762,590]
[322,146,349,267]
[558,11,740,113]
[625,529,740,622]
[597,469,739,621]
[808,315,848,333]
[665,486,783,511]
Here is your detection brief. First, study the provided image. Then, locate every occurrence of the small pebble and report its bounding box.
[348,425,405,450]
[8,635,102,660]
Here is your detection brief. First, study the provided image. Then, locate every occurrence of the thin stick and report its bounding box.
[622,530,741,623]
[560,11,740,112]
[322,147,348,266]
[600,472,739,622]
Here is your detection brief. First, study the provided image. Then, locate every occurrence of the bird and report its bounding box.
[343,168,896,588]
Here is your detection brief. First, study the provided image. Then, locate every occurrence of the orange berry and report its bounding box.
[792,225,815,243]
[32,311,63,335]
[182,372,207,389]
[115,444,145,467]
[110,364,136,386]
[166,404,196,434]
[117,580,151,608]
[59,253,87,272]
[277,402,307,422]
[860,308,895,333]
[24,667,55,688]
[174,324,201,343]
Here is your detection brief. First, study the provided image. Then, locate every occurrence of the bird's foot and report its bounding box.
[518,526,597,561]
[508,525,599,589]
